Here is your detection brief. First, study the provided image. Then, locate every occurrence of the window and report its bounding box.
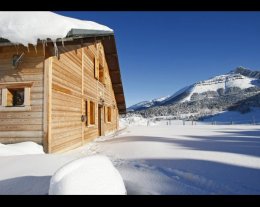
[90,101,95,125]
[0,82,32,111]
[94,44,106,86]
[94,56,106,85]
[6,88,24,106]
[86,100,95,126]
[107,106,112,123]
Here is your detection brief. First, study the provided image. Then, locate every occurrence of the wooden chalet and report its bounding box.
[0,23,126,153]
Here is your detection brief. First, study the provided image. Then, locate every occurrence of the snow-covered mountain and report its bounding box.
[128,67,260,112]
[127,96,170,112]
[162,67,260,105]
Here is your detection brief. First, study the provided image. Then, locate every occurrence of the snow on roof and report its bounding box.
[0,11,113,46]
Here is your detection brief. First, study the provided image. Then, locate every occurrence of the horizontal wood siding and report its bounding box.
[0,45,44,144]
[83,42,119,141]
[50,47,83,153]
[0,40,120,152]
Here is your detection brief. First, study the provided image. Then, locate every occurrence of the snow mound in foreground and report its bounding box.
[0,141,44,156]
[48,155,126,195]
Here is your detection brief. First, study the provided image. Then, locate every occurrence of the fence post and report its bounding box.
[252,116,255,125]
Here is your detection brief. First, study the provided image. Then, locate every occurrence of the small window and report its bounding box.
[0,82,32,111]
[89,101,95,125]
[94,56,106,85]
[107,107,112,123]
[6,88,24,106]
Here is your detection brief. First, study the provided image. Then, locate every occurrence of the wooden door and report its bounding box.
[98,105,104,136]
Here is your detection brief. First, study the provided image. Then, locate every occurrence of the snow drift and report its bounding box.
[0,11,113,46]
[48,155,126,195]
[0,142,44,156]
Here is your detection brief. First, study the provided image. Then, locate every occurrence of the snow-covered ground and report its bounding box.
[0,124,260,194]
[0,142,44,156]
[202,107,260,125]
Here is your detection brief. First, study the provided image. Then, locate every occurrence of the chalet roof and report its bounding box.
[0,11,113,46]
[0,12,126,114]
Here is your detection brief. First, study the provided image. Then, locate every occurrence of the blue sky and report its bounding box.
[55,12,260,107]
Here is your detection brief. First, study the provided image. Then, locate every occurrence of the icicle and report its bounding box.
[53,41,58,57]
[27,45,30,53]
[42,41,46,57]
[61,38,65,47]
[14,44,19,55]
[34,45,37,54]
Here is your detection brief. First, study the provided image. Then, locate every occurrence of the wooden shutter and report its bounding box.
[94,56,99,80]
[108,107,111,122]
[104,106,107,123]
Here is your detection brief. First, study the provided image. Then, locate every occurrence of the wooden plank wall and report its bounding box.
[0,45,44,144]
[0,40,119,152]
[50,41,119,152]
[51,45,83,153]
[83,42,118,143]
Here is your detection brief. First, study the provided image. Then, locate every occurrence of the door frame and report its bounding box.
[98,104,104,136]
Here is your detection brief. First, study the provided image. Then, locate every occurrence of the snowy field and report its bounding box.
[0,124,260,194]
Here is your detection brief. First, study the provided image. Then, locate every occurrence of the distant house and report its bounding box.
[0,12,126,153]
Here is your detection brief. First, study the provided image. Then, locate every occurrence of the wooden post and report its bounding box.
[43,57,52,153]
[24,87,31,106]
[81,48,84,145]
[1,88,7,107]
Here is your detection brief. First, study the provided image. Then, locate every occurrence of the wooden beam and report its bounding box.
[0,35,114,47]
[0,82,34,89]
[43,57,52,153]
[81,48,84,145]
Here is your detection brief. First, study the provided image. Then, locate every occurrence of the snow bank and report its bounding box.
[48,155,126,195]
[202,107,260,124]
[0,142,44,156]
[0,11,113,46]
[120,115,158,127]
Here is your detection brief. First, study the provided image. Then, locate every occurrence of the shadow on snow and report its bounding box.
[121,158,260,195]
[103,128,260,157]
[0,176,51,195]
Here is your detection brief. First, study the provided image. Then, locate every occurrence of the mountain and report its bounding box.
[127,67,260,120]
[161,67,260,106]
[127,96,170,112]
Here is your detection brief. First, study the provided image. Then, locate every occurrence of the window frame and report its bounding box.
[94,42,107,86]
[0,82,33,112]
[86,100,96,127]
[107,106,112,123]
